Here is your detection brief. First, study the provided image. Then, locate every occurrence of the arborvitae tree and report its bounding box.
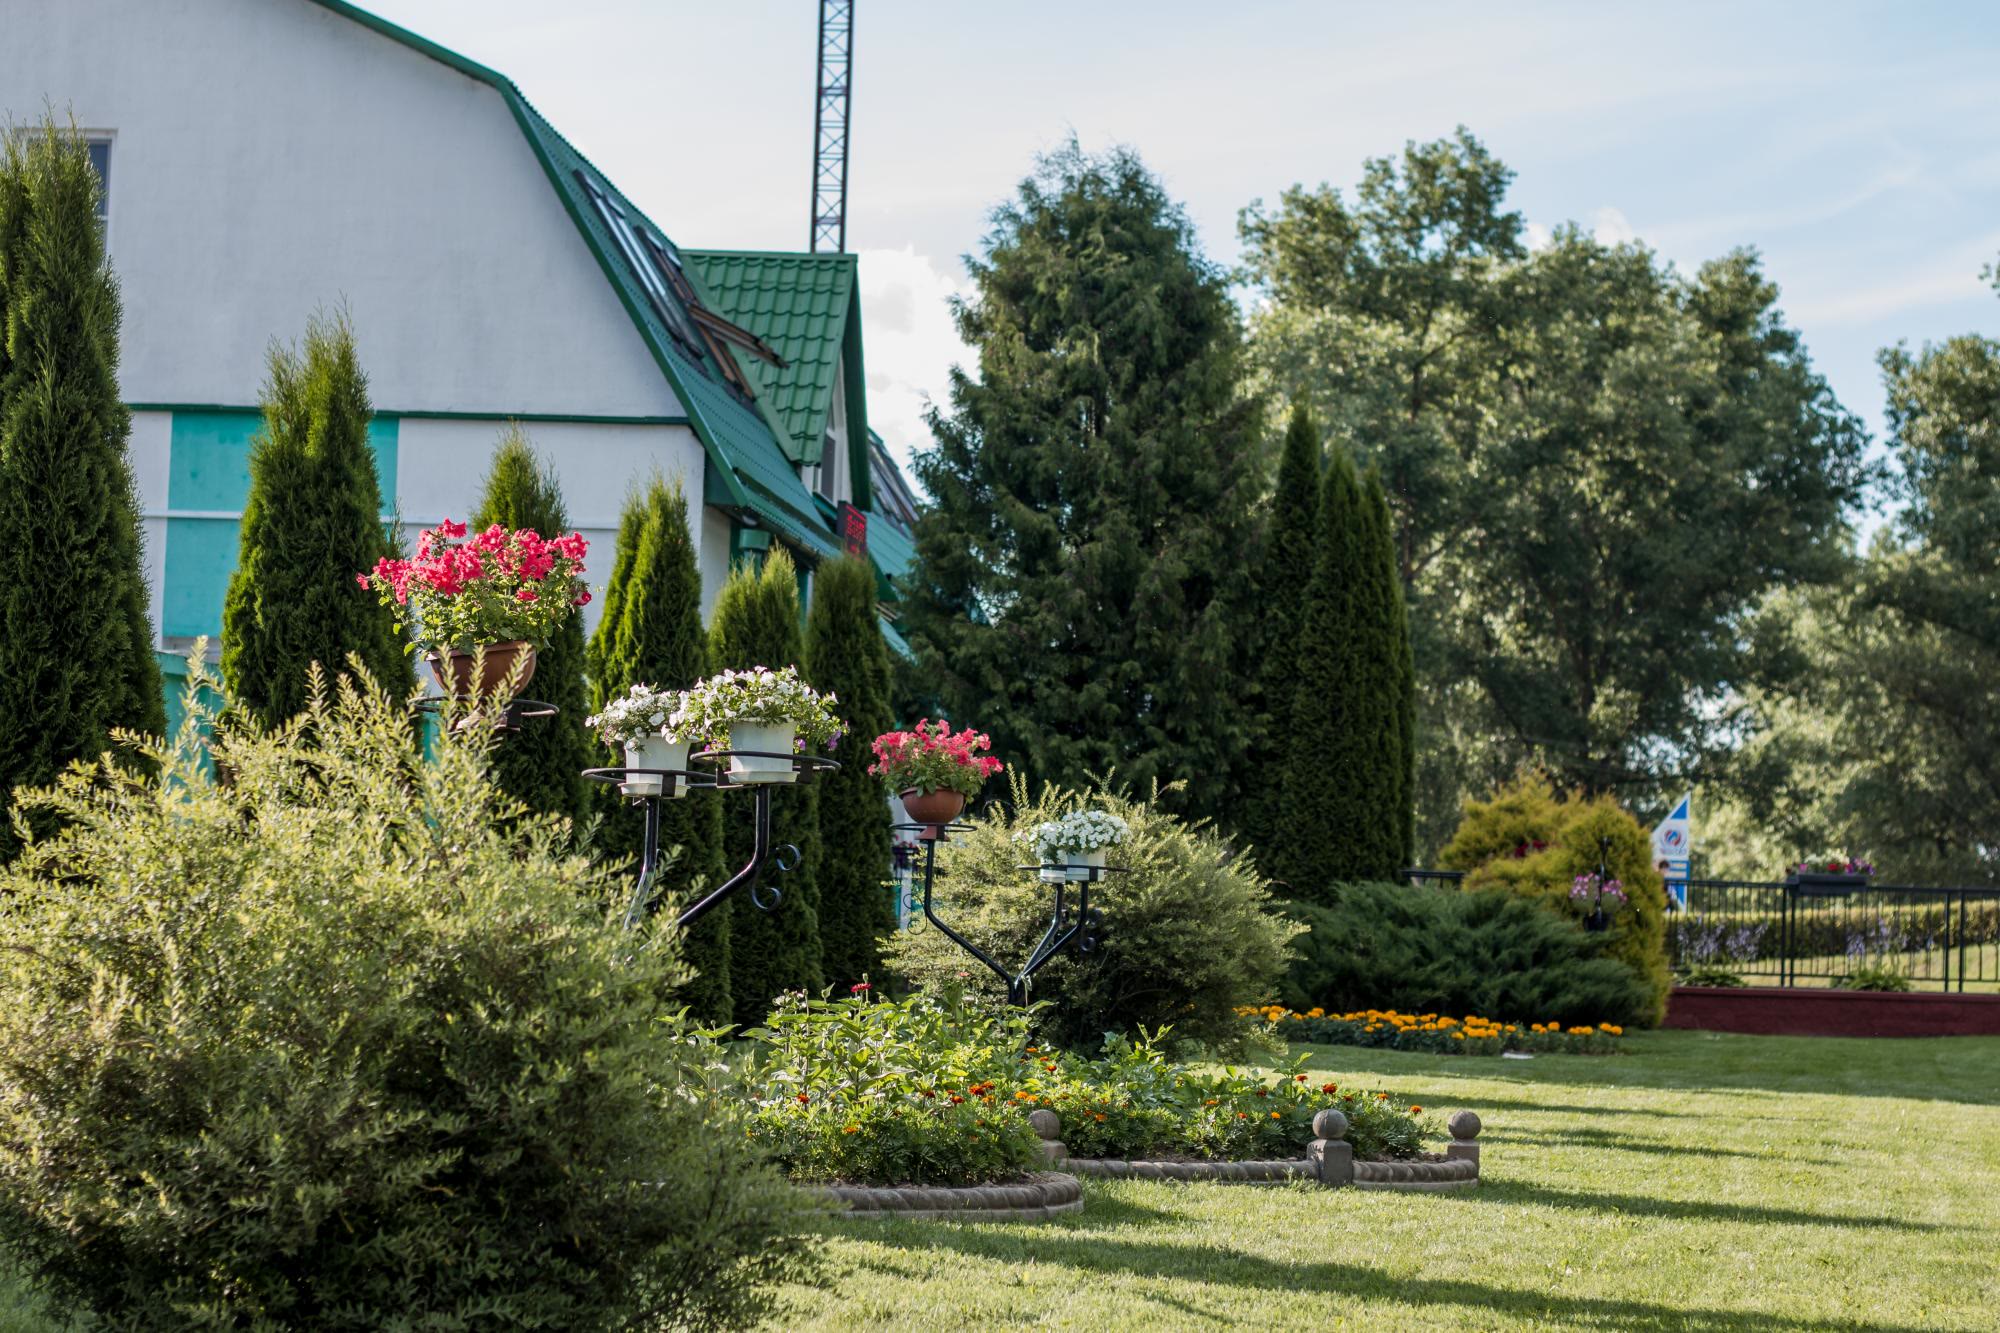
[903,141,1266,829]
[1364,466,1417,872]
[709,547,823,1024]
[804,556,894,991]
[0,126,163,854]
[590,478,731,1024]
[1277,446,1403,896]
[470,427,591,824]
[220,311,408,726]
[1241,405,1323,864]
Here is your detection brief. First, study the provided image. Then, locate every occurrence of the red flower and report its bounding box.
[796,1093,809,1104]
[850,981,871,993]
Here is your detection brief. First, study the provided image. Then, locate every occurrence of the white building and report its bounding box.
[2,0,908,705]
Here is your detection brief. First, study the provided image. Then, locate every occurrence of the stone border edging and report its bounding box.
[1032,1106,1484,1193]
[817,1170,1083,1222]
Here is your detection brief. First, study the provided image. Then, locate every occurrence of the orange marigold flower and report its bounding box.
[842,1124,859,1134]
[1294,1074,1308,1082]
[1408,1105,1422,1114]
[1269,1111,1281,1120]
[1320,1083,1338,1095]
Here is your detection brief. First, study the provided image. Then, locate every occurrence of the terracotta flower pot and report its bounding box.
[427,640,538,699]
[901,787,967,832]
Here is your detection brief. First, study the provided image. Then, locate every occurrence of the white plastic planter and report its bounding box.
[622,736,689,798]
[1063,848,1108,882]
[727,720,798,784]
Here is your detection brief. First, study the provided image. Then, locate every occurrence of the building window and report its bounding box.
[576,172,711,368]
[85,137,110,219]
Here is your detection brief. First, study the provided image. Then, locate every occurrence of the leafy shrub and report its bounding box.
[1282,882,1654,1028]
[882,776,1302,1053]
[1243,1005,1626,1055]
[1679,965,1748,988]
[739,992,1434,1180]
[1438,773,1671,1023]
[0,662,817,1331]
[1832,964,1914,992]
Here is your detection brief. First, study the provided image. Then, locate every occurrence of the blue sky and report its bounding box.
[363,1,2000,493]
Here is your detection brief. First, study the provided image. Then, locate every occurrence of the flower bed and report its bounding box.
[1242,1005,1625,1055]
[738,990,1439,1190]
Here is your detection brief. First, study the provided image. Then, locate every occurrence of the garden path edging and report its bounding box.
[817,1170,1083,1222]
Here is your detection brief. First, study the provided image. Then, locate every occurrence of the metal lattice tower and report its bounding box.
[809,0,853,253]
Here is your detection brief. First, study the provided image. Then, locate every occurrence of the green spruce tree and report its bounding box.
[710,547,823,1024]
[805,556,894,991]
[0,125,163,854]
[1277,445,1404,895]
[470,427,591,824]
[903,141,1266,829]
[220,311,408,726]
[1242,405,1323,864]
[590,478,731,1023]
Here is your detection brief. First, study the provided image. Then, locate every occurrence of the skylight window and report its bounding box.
[577,173,708,367]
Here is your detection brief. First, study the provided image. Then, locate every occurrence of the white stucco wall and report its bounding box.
[0,0,677,419]
[128,410,172,637]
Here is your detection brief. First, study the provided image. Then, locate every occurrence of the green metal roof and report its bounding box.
[865,509,915,584]
[680,250,865,474]
[302,1,838,561]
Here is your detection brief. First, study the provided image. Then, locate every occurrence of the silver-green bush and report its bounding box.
[0,662,819,1330]
[884,777,1301,1053]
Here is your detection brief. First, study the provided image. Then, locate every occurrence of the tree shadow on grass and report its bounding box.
[1483,1125,1835,1163]
[881,1227,1940,1332]
[1459,1179,1939,1231]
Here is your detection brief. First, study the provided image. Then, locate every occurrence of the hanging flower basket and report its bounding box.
[587,683,697,797]
[358,519,590,700]
[1024,810,1130,881]
[870,720,1004,836]
[1786,857,1875,894]
[678,667,843,786]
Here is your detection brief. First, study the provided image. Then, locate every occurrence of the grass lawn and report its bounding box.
[771,1029,2000,1330]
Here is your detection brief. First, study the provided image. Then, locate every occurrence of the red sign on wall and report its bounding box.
[839,502,868,557]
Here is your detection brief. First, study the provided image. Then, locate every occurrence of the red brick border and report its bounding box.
[1666,985,2000,1037]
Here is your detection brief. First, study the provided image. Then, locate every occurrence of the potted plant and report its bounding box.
[678,666,842,785]
[1568,872,1627,932]
[869,719,1004,835]
[1028,809,1130,882]
[586,684,696,798]
[358,519,590,697]
[1787,856,1875,894]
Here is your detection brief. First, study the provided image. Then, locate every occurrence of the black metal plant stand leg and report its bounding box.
[903,822,1114,1006]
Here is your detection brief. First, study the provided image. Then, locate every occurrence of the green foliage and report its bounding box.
[805,556,895,991]
[1278,882,1653,1028]
[1241,127,1870,848]
[589,479,730,1023]
[1439,774,1671,1023]
[710,547,823,1023]
[470,427,591,823]
[221,309,409,726]
[0,661,817,1330]
[883,776,1302,1053]
[1679,965,1747,988]
[1367,467,1418,872]
[903,140,1266,831]
[1832,964,1914,993]
[1275,445,1406,892]
[0,123,163,855]
[1241,404,1322,860]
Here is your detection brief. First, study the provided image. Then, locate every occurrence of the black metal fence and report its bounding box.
[1400,871,2000,993]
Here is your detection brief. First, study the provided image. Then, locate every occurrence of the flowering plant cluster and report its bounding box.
[1024,809,1130,863]
[358,519,589,656]
[1239,1005,1625,1057]
[1793,856,1875,876]
[584,683,695,747]
[1569,872,1627,907]
[674,666,842,749]
[868,720,1004,797]
[736,989,1438,1186]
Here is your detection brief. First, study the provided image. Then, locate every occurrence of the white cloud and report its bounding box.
[856,246,973,490]
[1590,206,1637,245]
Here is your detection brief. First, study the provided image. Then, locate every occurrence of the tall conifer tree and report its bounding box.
[1365,467,1418,870]
[470,428,591,823]
[805,556,894,990]
[710,547,823,1024]
[590,478,731,1023]
[903,142,1265,827]
[0,126,163,853]
[221,311,408,725]
[1242,405,1323,863]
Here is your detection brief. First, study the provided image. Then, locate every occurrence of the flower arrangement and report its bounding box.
[585,683,695,747]
[1569,872,1627,907]
[1793,856,1875,877]
[1241,1005,1625,1057]
[1026,809,1130,863]
[676,666,842,749]
[358,519,590,656]
[869,720,1004,797]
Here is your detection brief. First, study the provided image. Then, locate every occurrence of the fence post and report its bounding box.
[1780,885,1793,988]
[1958,893,1969,995]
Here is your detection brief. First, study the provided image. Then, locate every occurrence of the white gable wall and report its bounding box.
[0,0,676,418]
